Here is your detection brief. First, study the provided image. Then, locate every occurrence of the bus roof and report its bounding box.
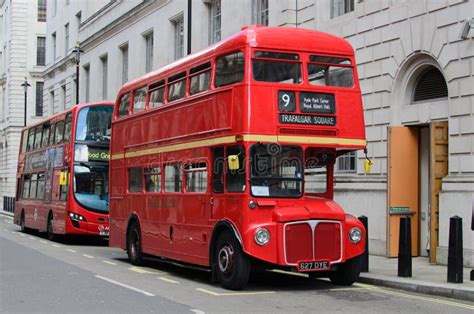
[21,102,114,132]
[120,25,354,93]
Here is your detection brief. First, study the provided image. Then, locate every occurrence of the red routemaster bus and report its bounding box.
[14,102,114,240]
[109,25,367,290]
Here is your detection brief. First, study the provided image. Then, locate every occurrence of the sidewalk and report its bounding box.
[359,255,474,302]
[1,209,13,217]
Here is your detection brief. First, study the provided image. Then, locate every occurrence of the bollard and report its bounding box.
[358,215,369,272]
[398,216,412,277]
[447,216,463,283]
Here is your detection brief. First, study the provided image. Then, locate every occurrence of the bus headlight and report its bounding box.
[349,227,362,244]
[69,212,86,222]
[254,228,270,246]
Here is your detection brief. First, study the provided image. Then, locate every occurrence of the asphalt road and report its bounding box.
[1,215,473,314]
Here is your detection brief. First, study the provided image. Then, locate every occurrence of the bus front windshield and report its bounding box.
[74,164,109,213]
[250,144,303,198]
[75,105,113,143]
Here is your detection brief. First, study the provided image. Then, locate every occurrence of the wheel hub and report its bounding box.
[218,244,234,274]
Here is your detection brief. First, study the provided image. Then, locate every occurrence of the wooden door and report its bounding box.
[387,127,419,257]
[429,121,449,263]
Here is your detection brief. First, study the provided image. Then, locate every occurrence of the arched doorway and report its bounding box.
[387,54,449,263]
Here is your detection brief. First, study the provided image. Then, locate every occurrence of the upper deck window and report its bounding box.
[33,126,43,150]
[148,80,165,109]
[190,62,211,95]
[308,55,353,88]
[168,72,186,102]
[64,114,72,142]
[215,51,244,87]
[253,51,302,84]
[55,121,64,144]
[76,106,113,143]
[41,124,50,147]
[133,87,147,113]
[117,93,130,117]
[27,128,35,151]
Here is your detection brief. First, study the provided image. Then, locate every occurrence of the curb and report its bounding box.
[358,273,474,302]
[0,210,14,218]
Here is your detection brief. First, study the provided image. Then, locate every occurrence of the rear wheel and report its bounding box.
[329,255,362,286]
[47,212,55,241]
[214,230,251,290]
[20,210,26,232]
[127,221,143,266]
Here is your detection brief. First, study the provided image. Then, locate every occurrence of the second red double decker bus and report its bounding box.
[109,25,367,290]
[14,102,114,240]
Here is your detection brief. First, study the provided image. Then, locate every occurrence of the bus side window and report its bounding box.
[133,87,147,113]
[165,163,182,192]
[144,167,161,192]
[48,123,56,146]
[21,130,28,153]
[29,173,38,199]
[226,146,246,192]
[37,173,45,199]
[128,167,143,193]
[118,93,130,117]
[185,162,207,193]
[33,125,43,150]
[148,80,165,109]
[190,62,211,95]
[59,169,68,201]
[215,51,245,87]
[212,147,224,193]
[167,72,186,102]
[64,114,72,142]
[22,174,31,199]
[41,125,50,148]
[55,121,65,144]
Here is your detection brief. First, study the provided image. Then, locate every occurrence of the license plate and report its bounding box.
[297,260,330,272]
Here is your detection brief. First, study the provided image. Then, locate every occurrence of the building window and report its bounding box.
[64,23,69,55]
[83,64,90,102]
[76,11,82,30]
[35,82,44,116]
[331,0,354,18]
[173,16,184,60]
[36,36,46,66]
[52,32,56,62]
[413,67,448,102]
[121,44,129,84]
[144,32,153,73]
[49,90,54,114]
[53,0,57,16]
[101,55,108,100]
[337,151,356,172]
[37,0,46,22]
[252,0,269,26]
[209,0,221,44]
[61,84,66,110]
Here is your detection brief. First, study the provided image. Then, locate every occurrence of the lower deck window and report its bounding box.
[145,167,161,192]
[128,167,143,193]
[165,164,182,192]
[185,163,207,192]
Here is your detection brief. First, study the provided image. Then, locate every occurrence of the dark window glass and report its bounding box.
[41,125,50,147]
[33,126,43,149]
[168,79,186,101]
[133,87,147,112]
[308,64,354,87]
[117,93,130,117]
[254,51,299,60]
[74,165,108,212]
[55,121,64,144]
[149,87,165,108]
[22,174,31,199]
[413,67,448,102]
[76,105,113,143]
[165,164,182,192]
[37,0,46,22]
[144,167,161,192]
[48,123,56,146]
[226,146,246,192]
[215,51,244,87]
[27,128,35,151]
[309,56,351,64]
[64,114,72,142]
[212,147,224,193]
[37,173,45,199]
[185,163,207,192]
[128,167,143,193]
[36,37,46,66]
[21,130,28,153]
[190,70,211,95]
[29,174,38,199]
[250,144,303,198]
[60,170,68,201]
[35,82,44,116]
[253,60,302,84]
[304,149,334,194]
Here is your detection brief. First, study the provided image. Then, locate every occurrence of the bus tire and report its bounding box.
[20,210,27,233]
[329,255,362,286]
[214,230,250,290]
[127,221,143,266]
[47,212,55,241]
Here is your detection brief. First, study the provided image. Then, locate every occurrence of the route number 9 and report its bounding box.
[278,91,295,112]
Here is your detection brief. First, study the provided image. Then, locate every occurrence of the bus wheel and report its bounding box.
[214,230,250,290]
[329,255,362,286]
[47,213,55,241]
[20,210,26,232]
[127,221,143,266]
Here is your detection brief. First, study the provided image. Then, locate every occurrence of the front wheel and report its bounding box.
[214,230,251,290]
[329,255,362,286]
[127,221,143,266]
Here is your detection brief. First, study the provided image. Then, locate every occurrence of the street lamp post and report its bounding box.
[21,77,31,127]
[72,42,84,105]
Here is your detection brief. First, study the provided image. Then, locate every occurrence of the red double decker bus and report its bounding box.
[14,102,114,240]
[109,25,366,289]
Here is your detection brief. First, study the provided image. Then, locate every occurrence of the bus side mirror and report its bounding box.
[364,159,374,174]
[228,155,239,171]
[59,171,68,186]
